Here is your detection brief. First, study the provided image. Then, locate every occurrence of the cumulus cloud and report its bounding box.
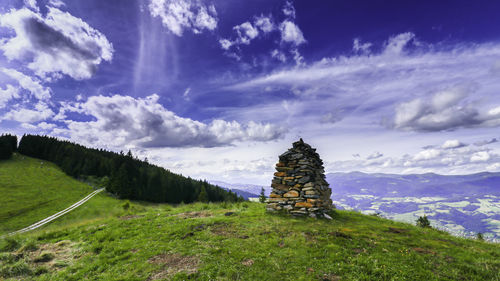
[254,15,274,33]
[233,21,259,45]
[229,33,500,133]
[279,20,306,46]
[394,87,500,132]
[2,102,54,123]
[219,2,304,63]
[23,0,39,12]
[282,1,296,19]
[148,0,218,36]
[1,68,51,100]
[220,17,270,51]
[325,139,500,175]
[48,0,65,7]
[413,149,441,161]
[442,139,466,149]
[0,7,113,81]
[55,94,285,148]
[367,151,383,160]
[470,151,491,162]
[219,38,233,50]
[21,121,57,131]
[0,85,20,108]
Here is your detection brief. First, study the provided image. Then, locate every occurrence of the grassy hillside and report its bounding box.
[0,154,123,235]
[1,202,498,280]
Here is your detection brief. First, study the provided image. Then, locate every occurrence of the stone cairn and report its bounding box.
[266,139,333,218]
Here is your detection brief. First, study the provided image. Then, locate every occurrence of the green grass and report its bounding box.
[1,155,499,280]
[0,154,123,235]
[1,202,498,280]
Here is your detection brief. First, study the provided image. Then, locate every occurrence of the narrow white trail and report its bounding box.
[5,188,105,237]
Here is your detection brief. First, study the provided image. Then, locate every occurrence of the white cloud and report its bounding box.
[55,94,285,148]
[0,7,113,81]
[414,149,441,161]
[233,21,259,45]
[182,87,191,101]
[367,151,383,160]
[23,0,39,12]
[383,32,415,55]
[48,0,65,7]
[229,33,500,134]
[1,68,51,100]
[282,1,296,19]
[271,49,286,62]
[219,1,304,61]
[279,20,305,46]
[37,121,57,130]
[323,139,500,175]
[486,162,500,171]
[291,48,304,66]
[471,151,490,162]
[218,38,233,50]
[394,87,500,132]
[21,121,56,131]
[0,85,20,108]
[194,5,217,32]
[254,15,274,33]
[353,38,372,54]
[148,0,218,36]
[2,102,54,123]
[442,139,466,149]
[489,106,500,116]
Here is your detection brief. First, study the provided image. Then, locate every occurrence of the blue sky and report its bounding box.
[1,0,500,184]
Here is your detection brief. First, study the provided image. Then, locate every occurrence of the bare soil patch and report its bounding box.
[209,223,237,237]
[241,259,254,266]
[176,211,213,219]
[25,240,77,271]
[148,253,199,280]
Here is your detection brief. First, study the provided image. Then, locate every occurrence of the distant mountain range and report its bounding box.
[213,172,500,241]
[327,172,500,241]
[210,181,263,200]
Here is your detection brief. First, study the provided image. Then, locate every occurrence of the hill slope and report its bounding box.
[1,203,498,280]
[0,154,123,235]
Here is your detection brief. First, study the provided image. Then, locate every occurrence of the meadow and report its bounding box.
[0,154,123,235]
[0,155,499,280]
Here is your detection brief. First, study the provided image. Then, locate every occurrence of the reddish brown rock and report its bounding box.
[274,172,286,177]
[295,202,313,208]
[284,190,299,198]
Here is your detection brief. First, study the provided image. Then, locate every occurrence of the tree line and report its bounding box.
[17,134,242,203]
[0,134,17,160]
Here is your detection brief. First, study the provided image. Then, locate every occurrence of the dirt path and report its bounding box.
[5,188,105,237]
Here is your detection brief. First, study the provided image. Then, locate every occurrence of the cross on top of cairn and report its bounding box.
[266,139,333,218]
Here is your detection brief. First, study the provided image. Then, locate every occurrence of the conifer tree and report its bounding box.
[259,187,266,203]
[197,185,209,202]
[416,215,431,228]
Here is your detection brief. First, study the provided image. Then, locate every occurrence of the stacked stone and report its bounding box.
[266,139,333,218]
